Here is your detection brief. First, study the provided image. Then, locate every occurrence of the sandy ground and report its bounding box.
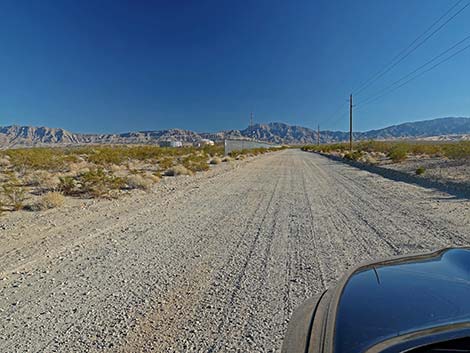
[384,155,470,185]
[1,149,470,352]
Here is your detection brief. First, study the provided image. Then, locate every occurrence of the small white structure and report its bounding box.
[159,140,183,148]
[194,138,215,147]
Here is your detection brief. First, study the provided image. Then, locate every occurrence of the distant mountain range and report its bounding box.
[1,117,470,148]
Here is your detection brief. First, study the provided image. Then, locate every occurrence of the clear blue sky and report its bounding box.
[1,0,470,133]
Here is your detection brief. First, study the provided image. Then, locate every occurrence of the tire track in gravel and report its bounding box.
[305,156,446,254]
[204,157,286,353]
[301,158,360,279]
[120,158,280,353]
[284,164,301,323]
[304,156,402,258]
[299,163,328,289]
[322,159,463,249]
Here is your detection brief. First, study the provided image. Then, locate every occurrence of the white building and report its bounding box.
[159,140,183,148]
[194,138,215,147]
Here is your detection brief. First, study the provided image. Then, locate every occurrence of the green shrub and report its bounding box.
[182,154,209,172]
[157,157,175,171]
[78,169,126,198]
[59,176,77,195]
[2,178,26,210]
[343,151,363,161]
[442,142,470,159]
[202,144,224,157]
[5,148,68,171]
[88,148,125,165]
[415,166,426,175]
[388,145,408,162]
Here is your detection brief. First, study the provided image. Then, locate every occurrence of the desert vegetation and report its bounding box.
[302,140,470,191]
[0,144,282,214]
[415,166,426,175]
[302,140,470,163]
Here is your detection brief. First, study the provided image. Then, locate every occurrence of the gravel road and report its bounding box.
[1,149,469,352]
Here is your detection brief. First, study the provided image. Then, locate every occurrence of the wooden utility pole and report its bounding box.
[317,124,320,146]
[349,94,353,151]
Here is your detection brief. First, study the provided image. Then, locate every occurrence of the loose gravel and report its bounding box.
[1,149,469,352]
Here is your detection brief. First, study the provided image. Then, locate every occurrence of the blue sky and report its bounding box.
[1,0,470,133]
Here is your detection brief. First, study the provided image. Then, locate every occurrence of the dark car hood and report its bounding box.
[334,248,470,353]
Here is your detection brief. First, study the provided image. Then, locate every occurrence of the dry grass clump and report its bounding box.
[25,170,49,186]
[67,161,92,175]
[144,172,161,183]
[362,154,378,165]
[25,170,61,191]
[110,164,131,178]
[126,174,154,190]
[209,157,222,165]
[34,192,65,210]
[164,165,193,176]
[0,157,11,167]
[221,156,233,162]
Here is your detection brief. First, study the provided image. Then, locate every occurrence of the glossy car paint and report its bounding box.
[282,248,470,353]
[334,248,470,352]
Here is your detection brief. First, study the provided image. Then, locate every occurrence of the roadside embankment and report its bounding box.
[301,141,470,199]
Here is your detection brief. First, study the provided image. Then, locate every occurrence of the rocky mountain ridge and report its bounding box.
[1,117,470,147]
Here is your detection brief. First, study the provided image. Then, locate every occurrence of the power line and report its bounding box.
[358,33,470,106]
[353,0,469,96]
[327,105,350,130]
[357,40,470,109]
[319,101,348,130]
[325,102,346,121]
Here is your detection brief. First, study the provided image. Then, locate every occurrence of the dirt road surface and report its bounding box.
[1,149,469,352]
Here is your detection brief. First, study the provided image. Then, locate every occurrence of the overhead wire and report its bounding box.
[357,43,470,110]
[357,33,470,107]
[323,0,470,133]
[352,0,469,96]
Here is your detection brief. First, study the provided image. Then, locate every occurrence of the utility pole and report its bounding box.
[317,124,320,146]
[250,112,254,140]
[349,94,353,152]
